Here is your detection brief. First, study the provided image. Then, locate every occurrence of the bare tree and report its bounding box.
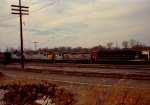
[38,47,49,52]
[5,47,16,52]
[53,47,59,52]
[107,42,113,49]
[24,47,33,53]
[90,45,106,51]
[66,47,72,53]
[130,39,138,48]
[59,47,67,52]
[122,40,129,49]
[72,47,82,52]
[81,48,90,53]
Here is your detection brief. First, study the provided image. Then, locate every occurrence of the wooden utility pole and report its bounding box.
[11,0,29,69]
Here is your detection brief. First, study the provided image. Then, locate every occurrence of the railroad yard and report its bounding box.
[0,63,150,105]
[0,63,150,86]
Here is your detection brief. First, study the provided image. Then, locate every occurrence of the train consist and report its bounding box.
[0,50,150,64]
[12,52,91,63]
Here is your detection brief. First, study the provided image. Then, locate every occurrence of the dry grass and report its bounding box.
[104,80,150,105]
[83,86,102,105]
[69,80,150,105]
[0,75,51,86]
[1,75,150,105]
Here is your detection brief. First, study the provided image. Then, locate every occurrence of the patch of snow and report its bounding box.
[0,89,7,105]
[35,96,55,105]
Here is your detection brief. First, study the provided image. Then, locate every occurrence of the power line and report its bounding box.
[30,0,60,13]
[29,0,51,6]
[0,0,60,23]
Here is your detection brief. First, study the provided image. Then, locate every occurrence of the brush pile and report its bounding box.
[0,83,75,105]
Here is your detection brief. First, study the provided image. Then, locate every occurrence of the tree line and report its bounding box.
[3,39,150,53]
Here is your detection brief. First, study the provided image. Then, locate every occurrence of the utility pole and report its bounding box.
[34,42,38,51]
[11,0,29,69]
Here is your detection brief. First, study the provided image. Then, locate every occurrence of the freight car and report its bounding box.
[91,50,148,64]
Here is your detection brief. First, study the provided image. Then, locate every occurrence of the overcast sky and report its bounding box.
[0,0,150,51]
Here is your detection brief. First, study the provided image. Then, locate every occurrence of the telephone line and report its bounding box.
[30,0,60,13]
[0,0,60,23]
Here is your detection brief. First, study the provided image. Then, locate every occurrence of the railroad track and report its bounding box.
[0,65,150,80]
[3,63,150,70]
